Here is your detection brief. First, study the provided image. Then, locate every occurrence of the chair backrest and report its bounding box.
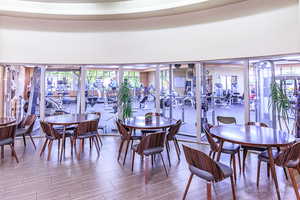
[168,120,182,137]
[182,145,225,181]
[275,142,300,167]
[116,119,131,139]
[217,116,236,125]
[145,112,160,117]
[136,132,166,154]
[246,121,268,128]
[21,115,37,133]
[40,121,61,138]
[0,123,17,141]
[203,124,219,153]
[76,120,99,136]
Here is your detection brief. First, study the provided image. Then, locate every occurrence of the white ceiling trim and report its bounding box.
[0,0,246,20]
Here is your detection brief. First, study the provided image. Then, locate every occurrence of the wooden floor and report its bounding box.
[0,136,299,200]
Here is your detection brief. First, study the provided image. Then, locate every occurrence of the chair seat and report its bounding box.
[77,131,98,139]
[222,143,240,154]
[132,144,164,156]
[141,129,160,134]
[189,162,232,181]
[258,150,279,162]
[0,138,13,146]
[242,145,266,152]
[15,128,28,136]
[45,131,74,140]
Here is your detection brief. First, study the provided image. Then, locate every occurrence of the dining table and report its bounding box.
[210,124,296,200]
[0,117,16,126]
[45,113,99,162]
[121,115,177,131]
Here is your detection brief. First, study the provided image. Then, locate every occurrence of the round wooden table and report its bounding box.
[45,113,100,161]
[0,117,16,126]
[210,125,296,200]
[122,116,176,130]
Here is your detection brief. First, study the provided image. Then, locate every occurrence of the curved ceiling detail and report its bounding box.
[0,0,246,20]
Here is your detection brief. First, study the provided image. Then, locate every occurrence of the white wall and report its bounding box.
[0,0,299,64]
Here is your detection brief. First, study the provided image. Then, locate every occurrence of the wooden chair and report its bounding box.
[131,132,168,183]
[0,124,19,163]
[182,145,236,200]
[217,116,236,125]
[242,122,268,172]
[116,119,142,165]
[256,142,300,199]
[73,120,101,159]
[203,124,241,182]
[88,112,103,145]
[16,114,37,149]
[165,120,182,166]
[40,121,74,161]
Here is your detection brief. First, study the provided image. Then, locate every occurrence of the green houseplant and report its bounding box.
[270,82,291,132]
[118,79,132,120]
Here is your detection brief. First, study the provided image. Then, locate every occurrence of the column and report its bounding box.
[40,66,46,120]
[195,62,202,142]
[79,67,86,114]
[155,65,160,114]
[243,59,250,123]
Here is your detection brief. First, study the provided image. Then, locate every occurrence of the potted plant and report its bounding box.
[270,82,291,132]
[118,79,132,121]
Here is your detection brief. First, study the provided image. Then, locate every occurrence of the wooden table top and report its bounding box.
[210,125,296,147]
[0,117,16,126]
[45,114,99,125]
[122,116,176,130]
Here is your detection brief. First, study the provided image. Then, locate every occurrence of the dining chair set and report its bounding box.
[182,115,300,200]
[0,114,37,163]
[40,113,102,161]
[116,112,182,183]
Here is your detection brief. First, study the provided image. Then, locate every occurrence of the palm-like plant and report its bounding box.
[270,82,291,132]
[118,79,132,120]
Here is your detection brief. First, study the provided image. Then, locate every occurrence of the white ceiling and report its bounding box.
[22,0,128,2]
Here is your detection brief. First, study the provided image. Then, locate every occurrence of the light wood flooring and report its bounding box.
[0,136,299,200]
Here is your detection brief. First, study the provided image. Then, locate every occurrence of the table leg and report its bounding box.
[216,140,224,162]
[59,126,66,162]
[267,147,281,200]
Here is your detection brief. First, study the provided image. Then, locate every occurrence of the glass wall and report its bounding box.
[85,67,118,133]
[203,63,245,125]
[45,69,80,116]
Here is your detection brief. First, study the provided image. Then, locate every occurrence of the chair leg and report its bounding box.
[97,135,103,146]
[93,137,100,155]
[159,153,168,177]
[182,173,194,200]
[95,136,102,151]
[9,144,19,163]
[22,134,26,147]
[212,152,216,160]
[173,139,180,161]
[230,175,236,200]
[283,167,289,180]
[165,141,171,167]
[207,182,212,200]
[256,159,261,188]
[131,150,135,172]
[89,137,92,150]
[123,140,130,166]
[209,150,212,157]
[231,154,237,183]
[237,150,241,173]
[175,138,181,154]
[57,139,61,159]
[118,140,124,161]
[29,134,36,149]
[47,140,53,161]
[288,168,300,200]
[243,149,248,173]
[1,145,4,159]
[40,139,48,157]
[267,163,270,178]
